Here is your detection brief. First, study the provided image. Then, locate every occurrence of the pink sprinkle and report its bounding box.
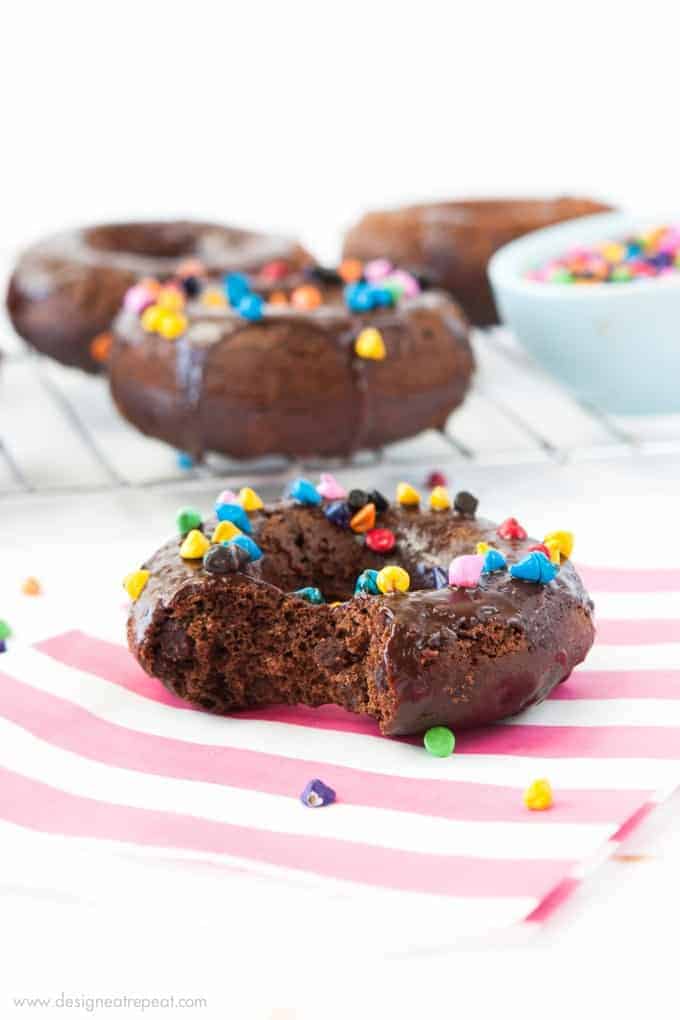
[316,473,347,500]
[216,489,237,505]
[124,283,156,315]
[364,258,393,282]
[448,553,484,588]
[390,269,420,298]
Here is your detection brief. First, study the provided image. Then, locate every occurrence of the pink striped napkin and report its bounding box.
[0,562,678,934]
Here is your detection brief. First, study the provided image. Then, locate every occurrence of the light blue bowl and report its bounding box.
[488,211,680,414]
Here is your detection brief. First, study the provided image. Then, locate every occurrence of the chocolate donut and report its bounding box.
[108,263,473,460]
[343,197,612,325]
[126,478,594,737]
[6,221,310,372]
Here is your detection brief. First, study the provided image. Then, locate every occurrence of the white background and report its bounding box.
[3,2,680,1016]
[2,0,678,262]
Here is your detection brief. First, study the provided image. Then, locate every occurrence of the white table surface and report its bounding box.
[3,325,680,1015]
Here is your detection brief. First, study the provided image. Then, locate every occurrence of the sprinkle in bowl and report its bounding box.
[488,211,680,414]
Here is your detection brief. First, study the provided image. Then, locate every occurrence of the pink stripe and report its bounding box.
[524,877,581,923]
[36,632,680,756]
[0,765,570,899]
[578,565,680,593]
[455,725,680,759]
[610,801,656,843]
[0,670,648,825]
[596,619,680,645]
[552,670,680,700]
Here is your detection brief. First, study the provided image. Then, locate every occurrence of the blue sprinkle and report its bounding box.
[344,282,375,312]
[215,502,253,534]
[224,272,251,307]
[416,564,448,590]
[288,477,322,506]
[237,293,265,321]
[510,551,558,584]
[226,534,262,562]
[0,640,6,655]
[482,549,507,574]
[294,586,325,604]
[355,569,380,595]
[367,286,394,308]
[176,451,194,470]
[324,500,352,529]
[300,778,336,808]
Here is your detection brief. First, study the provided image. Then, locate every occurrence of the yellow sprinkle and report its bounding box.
[212,521,242,544]
[354,327,386,361]
[544,540,562,565]
[123,569,150,601]
[140,304,163,333]
[238,487,264,512]
[524,778,553,811]
[201,287,228,308]
[157,311,188,340]
[600,241,625,263]
[21,576,42,596]
[180,529,211,560]
[157,286,186,312]
[376,565,410,594]
[429,485,451,511]
[543,530,574,560]
[396,482,420,507]
[476,541,492,555]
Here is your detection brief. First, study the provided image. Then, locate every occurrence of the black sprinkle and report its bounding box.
[204,543,250,575]
[182,276,202,298]
[454,491,479,516]
[368,489,389,514]
[347,489,370,511]
[304,264,343,286]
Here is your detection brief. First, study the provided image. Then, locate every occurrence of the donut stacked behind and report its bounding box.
[108,263,474,460]
[343,196,612,325]
[126,478,595,736]
[6,221,310,372]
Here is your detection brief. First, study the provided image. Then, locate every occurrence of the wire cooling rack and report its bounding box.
[3,299,680,499]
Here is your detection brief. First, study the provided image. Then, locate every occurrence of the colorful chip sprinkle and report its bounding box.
[0,620,13,640]
[350,503,376,533]
[203,543,249,575]
[396,482,420,507]
[354,569,380,595]
[288,478,322,506]
[316,473,347,500]
[527,225,680,284]
[238,487,264,512]
[215,502,253,533]
[123,570,150,601]
[365,528,396,554]
[212,521,243,544]
[496,517,527,541]
[543,530,574,560]
[424,726,456,758]
[21,577,42,596]
[176,507,202,535]
[227,535,263,562]
[354,327,386,361]
[524,778,553,811]
[300,778,336,808]
[448,554,484,588]
[510,552,558,584]
[376,565,410,594]
[179,530,211,560]
[429,485,451,511]
[294,587,325,604]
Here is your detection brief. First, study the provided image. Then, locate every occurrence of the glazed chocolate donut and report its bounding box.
[126,477,595,737]
[6,221,310,372]
[108,263,473,460]
[343,197,612,325]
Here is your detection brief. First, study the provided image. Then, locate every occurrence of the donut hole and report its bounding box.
[86,222,200,258]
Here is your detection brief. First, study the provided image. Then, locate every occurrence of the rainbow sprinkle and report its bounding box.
[528,225,680,284]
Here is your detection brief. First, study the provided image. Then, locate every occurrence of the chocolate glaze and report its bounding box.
[109,288,473,460]
[129,502,594,737]
[343,196,613,325]
[6,221,310,373]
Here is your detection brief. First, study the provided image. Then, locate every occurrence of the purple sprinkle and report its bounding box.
[300,778,336,808]
[0,640,6,654]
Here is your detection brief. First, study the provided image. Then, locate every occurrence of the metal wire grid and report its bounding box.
[2,313,680,500]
